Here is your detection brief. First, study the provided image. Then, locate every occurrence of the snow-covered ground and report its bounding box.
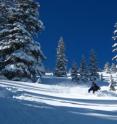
[0,74,117,124]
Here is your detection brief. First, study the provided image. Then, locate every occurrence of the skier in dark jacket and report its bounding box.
[88,81,100,94]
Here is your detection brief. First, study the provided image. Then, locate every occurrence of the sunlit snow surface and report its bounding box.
[0,75,117,124]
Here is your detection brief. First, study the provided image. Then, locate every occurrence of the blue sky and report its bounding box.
[38,0,117,70]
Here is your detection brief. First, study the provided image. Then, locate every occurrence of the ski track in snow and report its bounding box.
[0,79,117,123]
[0,79,117,111]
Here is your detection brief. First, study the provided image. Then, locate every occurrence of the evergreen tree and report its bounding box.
[89,49,99,81]
[112,23,117,62]
[110,63,117,73]
[109,75,116,91]
[0,0,45,82]
[54,37,67,77]
[79,55,88,83]
[71,62,79,82]
[100,73,104,81]
[104,62,110,73]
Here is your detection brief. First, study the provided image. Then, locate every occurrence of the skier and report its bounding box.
[88,81,100,94]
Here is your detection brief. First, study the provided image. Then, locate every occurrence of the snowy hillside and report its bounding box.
[0,73,117,124]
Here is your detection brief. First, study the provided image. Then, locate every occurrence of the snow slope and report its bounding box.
[0,79,117,124]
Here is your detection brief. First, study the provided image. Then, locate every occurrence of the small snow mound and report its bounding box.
[0,87,13,98]
[96,90,117,97]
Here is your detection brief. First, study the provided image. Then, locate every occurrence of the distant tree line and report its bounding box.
[54,37,99,84]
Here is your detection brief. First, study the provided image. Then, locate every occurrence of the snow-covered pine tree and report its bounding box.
[54,37,67,77]
[109,75,116,91]
[71,62,79,82]
[0,0,45,82]
[89,49,99,81]
[100,73,104,81]
[112,23,117,62]
[104,62,110,73]
[79,55,88,83]
[110,63,117,73]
